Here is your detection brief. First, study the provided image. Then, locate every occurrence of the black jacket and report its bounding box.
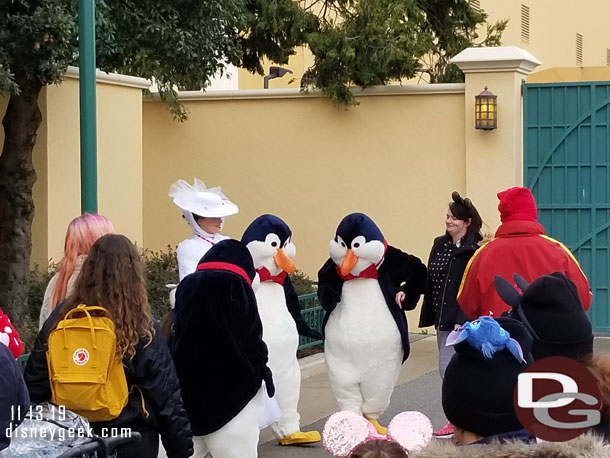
[419,231,482,331]
[0,344,29,451]
[24,309,193,458]
[170,268,274,436]
[318,246,427,362]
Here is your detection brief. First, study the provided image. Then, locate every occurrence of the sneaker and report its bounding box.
[433,422,454,437]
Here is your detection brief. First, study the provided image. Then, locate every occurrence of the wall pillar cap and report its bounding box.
[65,66,151,89]
[451,46,542,75]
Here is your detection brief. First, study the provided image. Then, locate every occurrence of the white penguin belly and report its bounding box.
[256,282,299,357]
[326,279,402,371]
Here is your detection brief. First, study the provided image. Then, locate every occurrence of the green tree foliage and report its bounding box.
[300,0,506,103]
[416,0,507,83]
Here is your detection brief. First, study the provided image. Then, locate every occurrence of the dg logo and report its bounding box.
[513,356,601,441]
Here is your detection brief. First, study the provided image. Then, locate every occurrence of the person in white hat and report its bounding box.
[169,178,239,280]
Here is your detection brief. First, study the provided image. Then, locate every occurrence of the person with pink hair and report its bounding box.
[38,213,114,329]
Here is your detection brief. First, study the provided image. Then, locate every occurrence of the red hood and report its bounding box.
[495,220,546,238]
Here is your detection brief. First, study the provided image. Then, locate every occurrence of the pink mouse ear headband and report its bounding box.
[322,411,433,457]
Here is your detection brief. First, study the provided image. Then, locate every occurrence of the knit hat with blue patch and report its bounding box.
[442,317,532,437]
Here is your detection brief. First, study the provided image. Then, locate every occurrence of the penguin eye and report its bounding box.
[283,237,290,248]
[264,233,281,249]
[337,236,347,249]
[351,236,366,250]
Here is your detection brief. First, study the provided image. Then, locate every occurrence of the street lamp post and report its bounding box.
[79,0,98,214]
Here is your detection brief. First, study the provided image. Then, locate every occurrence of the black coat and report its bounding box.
[24,310,193,458]
[170,269,274,436]
[419,231,482,331]
[318,246,427,362]
[0,344,29,451]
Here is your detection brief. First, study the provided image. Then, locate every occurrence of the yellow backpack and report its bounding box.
[46,304,128,422]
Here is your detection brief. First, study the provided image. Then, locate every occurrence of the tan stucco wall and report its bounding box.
[42,77,144,264]
[142,90,466,284]
[527,66,610,83]
[480,0,610,70]
[0,74,145,268]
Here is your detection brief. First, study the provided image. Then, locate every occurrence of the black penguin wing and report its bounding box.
[377,246,427,363]
[317,258,344,334]
[317,257,343,312]
[284,275,323,340]
[383,246,427,310]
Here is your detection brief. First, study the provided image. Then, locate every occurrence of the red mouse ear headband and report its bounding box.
[322,411,433,457]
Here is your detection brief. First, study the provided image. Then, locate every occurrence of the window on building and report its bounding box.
[576,33,583,66]
[521,5,530,43]
[470,0,481,13]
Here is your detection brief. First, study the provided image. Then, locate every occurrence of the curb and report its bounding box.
[299,352,325,380]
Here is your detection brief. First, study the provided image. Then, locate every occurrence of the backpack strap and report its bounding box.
[60,304,111,350]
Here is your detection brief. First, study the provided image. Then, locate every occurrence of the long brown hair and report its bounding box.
[350,440,408,458]
[58,234,154,359]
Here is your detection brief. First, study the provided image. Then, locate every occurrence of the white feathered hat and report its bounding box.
[168,178,239,218]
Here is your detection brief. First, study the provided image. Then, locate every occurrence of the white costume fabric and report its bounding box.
[177,232,229,280]
[325,278,402,419]
[192,386,264,458]
[255,281,301,438]
[168,178,238,281]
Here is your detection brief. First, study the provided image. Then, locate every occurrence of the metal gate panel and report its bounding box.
[524,81,610,333]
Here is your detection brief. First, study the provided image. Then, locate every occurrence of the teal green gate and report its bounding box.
[298,293,324,350]
[524,81,610,333]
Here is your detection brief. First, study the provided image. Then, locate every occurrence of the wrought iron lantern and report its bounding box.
[475,87,497,130]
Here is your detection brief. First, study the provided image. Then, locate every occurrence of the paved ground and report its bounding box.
[258,334,442,458]
[257,335,610,458]
[159,335,610,457]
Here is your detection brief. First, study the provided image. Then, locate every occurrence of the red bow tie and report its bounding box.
[336,240,387,281]
[336,263,379,281]
[258,267,287,285]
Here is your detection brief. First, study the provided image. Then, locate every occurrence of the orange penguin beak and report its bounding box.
[340,249,358,276]
[274,248,295,274]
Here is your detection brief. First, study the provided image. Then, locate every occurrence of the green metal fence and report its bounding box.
[298,293,325,350]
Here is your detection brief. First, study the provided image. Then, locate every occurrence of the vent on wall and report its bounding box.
[576,33,583,65]
[521,5,530,43]
[607,49,610,66]
[470,0,481,12]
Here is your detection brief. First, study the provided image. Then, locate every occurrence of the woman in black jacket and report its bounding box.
[24,234,193,458]
[419,192,483,437]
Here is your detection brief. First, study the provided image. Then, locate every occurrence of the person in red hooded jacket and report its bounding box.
[457,186,592,319]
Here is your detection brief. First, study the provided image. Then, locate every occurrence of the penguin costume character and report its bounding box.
[242,214,322,446]
[318,213,427,434]
[171,239,274,458]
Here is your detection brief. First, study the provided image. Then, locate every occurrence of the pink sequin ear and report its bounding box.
[323,411,372,457]
[387,412,433,453]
